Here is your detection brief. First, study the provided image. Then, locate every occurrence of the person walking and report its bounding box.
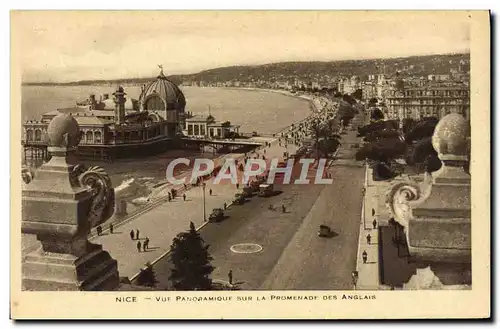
[366,233,372,245]
[136,229,140,240]
[97,225,102,236]
[236,183,239,189]
[183,193,186,201]
[224,202,227,210]
[281,204,286,213]
[372,208,375,217]
[228,270,233,285]
[362,250,368,264]
[109,223,114,234]
[209,189,212,196]
[130,230,135,240]
[372,219,377,229]
[145,237,150,250]
[137,240,142,253]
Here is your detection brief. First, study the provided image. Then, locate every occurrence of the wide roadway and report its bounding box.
[150,128,364,290]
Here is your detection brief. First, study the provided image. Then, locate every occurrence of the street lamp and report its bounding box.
[202,182,207,222]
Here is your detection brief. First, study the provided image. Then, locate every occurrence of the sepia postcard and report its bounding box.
[10,10,490,319]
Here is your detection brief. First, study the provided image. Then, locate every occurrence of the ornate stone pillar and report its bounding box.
[386,113,471,289]
[22,113,119,291]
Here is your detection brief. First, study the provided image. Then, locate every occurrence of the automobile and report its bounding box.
[258,184,274,197]
[233,193,245,205]
[277,161,287,168]
[208,208,225,222]
[318,225,333,237]
[242,186,254,197]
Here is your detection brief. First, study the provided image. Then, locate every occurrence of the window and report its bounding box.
[26,129,33,141]
[86,131,94,144]
[94,131,102,143]
[34,129,42,141]
[145,95,165,112]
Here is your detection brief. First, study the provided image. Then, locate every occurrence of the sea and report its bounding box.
[21,85,311,134]
[20,85,312,188]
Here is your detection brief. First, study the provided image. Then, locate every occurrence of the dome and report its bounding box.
[432,113,469,160]
[139,70,186,112]
[47,113,80,148]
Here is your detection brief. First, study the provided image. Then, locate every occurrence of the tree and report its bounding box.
[318,136,341,158]
[358,121,391,137]
[355,137,407,163]
[169,222,215,290]
[352,88,363,101]
[341,114,354,128]
[221,121,231,127]
[404,118,438,144]
[363,129,400,143]
[372,161,398,181]
[368,98,378,107]
[206,115,216,124]
[136,262,158,288]
[370,108,384,121]
[342,94,357,105]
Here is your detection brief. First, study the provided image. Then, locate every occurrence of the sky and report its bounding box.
[12,11,471,83]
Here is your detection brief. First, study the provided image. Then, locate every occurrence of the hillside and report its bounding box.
[23,53,470,86]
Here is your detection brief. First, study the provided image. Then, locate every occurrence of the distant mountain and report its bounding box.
[22,53,469,86]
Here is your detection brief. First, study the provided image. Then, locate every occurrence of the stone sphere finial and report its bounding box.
[431,113,469,161]
[46,113,80,148]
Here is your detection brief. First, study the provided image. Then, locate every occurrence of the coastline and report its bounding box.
[219,86,322,136]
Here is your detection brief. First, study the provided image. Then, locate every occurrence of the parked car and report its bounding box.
[233,193,245,205]
[208,208,225,222]
[242,186,254,197]
[318,225,332,237]
[258,184,274,197]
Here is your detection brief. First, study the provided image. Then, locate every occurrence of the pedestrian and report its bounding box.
[224,202,227,210]
[137,240,142,252]
[168,195,171,202]
[209,189,212,196]
[184,183,187,190]
[372,208,375,217]
[372,219,377,229]
[282,204,286,213]
[228,270,233,285]
[109,223,114,234]
[183,193,186,201]
[145,237,150,249]
[362,250,368,264]
[236,183,239,189]
[136,229,140,240]
[130,230,135,240]
[366,233,371,245]
[97,225,102,236]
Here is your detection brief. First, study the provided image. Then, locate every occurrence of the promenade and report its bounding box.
[92,137,299,279]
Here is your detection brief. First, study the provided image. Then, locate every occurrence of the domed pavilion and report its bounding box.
[22,67,188,163]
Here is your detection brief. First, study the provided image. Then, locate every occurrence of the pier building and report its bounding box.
[22,68,187,162]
